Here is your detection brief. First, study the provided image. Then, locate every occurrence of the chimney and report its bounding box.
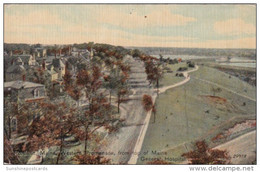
[42,60,46,70]
[69,46,72,55]
[90,48,93,59]
[59,49,61,56]
[22,75,26,81]
[55,50,57,59]
[65,61,69,74]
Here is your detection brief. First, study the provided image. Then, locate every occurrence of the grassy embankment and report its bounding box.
[137,65,256,164]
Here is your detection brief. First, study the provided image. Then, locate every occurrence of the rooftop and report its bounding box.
[6,65,26,73]
[4,81,44,89]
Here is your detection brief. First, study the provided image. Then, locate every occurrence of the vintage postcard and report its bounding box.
[3,3,256,166]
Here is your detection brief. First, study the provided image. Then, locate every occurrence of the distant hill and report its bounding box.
[128,47,256,59]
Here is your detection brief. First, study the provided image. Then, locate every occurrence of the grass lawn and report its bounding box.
[137,65,256,164]
[190,66,256,100]
[159,63,192,87]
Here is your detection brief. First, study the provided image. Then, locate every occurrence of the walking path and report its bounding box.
[100,56,153,164]
[158,65,199,94]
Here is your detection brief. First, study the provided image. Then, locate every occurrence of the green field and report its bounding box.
[159,63,191,87]
[137,66,256,164]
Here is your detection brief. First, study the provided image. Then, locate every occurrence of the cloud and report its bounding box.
[235,5,256,18]
[93,7,196,29]
[4,9,64,33]
[214,18,255,36]
[4,5,255,49]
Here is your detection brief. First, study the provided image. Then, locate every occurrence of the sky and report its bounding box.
[4,4,256,49]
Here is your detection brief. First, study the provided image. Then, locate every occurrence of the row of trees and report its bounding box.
[134,52,163,93]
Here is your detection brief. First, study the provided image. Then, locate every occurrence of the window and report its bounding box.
[34,89,40,98]
[11,118,17,132]
[33,113,40,120]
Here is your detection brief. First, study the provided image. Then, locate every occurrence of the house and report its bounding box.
[14,55,36,66]
[4,80,46,102]
[33,48,47,58]
[4,81,46,136]
[5,55,38,82]
[46,65,59,82]
[5,65,27,82]
[5,54,36,68]
[50,58,66,79]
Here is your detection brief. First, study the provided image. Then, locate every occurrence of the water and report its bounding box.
[151,54,215,60]
[230,57,255,62]
[151,54,256,68]
[219,63,256,68]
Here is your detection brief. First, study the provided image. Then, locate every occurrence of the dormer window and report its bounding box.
[11,118,17,132]
[34,89,40,98]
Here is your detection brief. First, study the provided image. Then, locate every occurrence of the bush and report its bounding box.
[177,67,188,71]
[188,62,195,68]
[142,94,153,112]
[176,73,184,77]
[182,140,230,164]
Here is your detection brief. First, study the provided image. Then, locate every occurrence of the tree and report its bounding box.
[24,101,77,164]
[159,54,163,62]
[4,96,19,140]
[131,49,143,58]
[144,58,163,94]
[211,87,222,96]
[63,62,73,91]
[182,140,230,164]
[103,74,116,105]
[86,42,94,51]
[4,95,32,140]
[4,134,21,164]
[103,59,130,113]
[113,62,130,113]
[153,62,163,93]
[75,65,116,158]
[142,94,156,123]
[142,94,153,111]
